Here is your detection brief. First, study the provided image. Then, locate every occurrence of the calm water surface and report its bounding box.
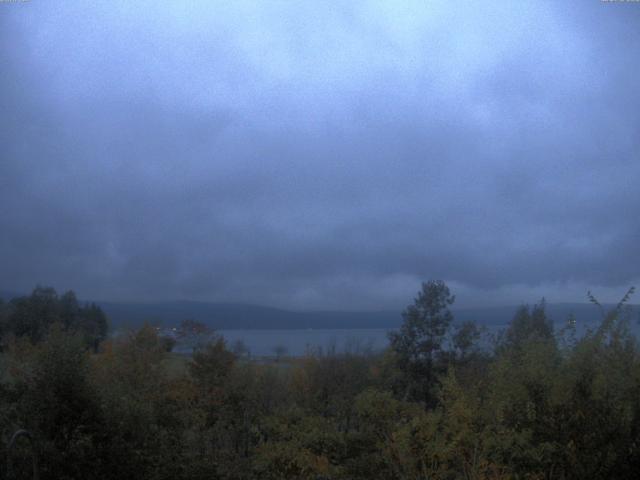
[175,328,390,356]
[172,319,640,357]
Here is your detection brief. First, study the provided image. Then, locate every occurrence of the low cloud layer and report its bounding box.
[1,1,639,309]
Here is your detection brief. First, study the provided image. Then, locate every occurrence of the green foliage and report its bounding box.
[0,287,108,350]
[1,282,639,479]
[190,335,236,396]
[387,280,485,407]
[388,280,456,405]
[500,299,554,353]
[452,320,482,359]
[291,346,373,423]
[2,326,103,479]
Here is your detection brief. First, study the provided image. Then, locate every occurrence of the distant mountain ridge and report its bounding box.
[2,289,637,330]
[96,300,639,330]
[98,301,398,330]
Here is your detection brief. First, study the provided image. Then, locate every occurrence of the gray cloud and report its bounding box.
[1,1,639,310]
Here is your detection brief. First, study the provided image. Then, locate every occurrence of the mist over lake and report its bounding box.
[172,315,640,357]
[174,328,389,357]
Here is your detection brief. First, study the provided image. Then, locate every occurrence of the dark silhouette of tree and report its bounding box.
[501,299,554,353]
[0,287,108,350]
[388,280,455,406]
[272,345,288,362]
[232,339,250,358]
[1,283,639,479]
[452,320,482,359]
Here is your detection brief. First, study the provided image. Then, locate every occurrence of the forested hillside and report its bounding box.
[1,282,639,479]
[99,300,634,330]
[3,289,633,331]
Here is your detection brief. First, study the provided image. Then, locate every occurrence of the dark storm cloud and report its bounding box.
[1,1,639,309]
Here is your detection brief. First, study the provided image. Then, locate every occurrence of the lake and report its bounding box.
[174,328,391,356]
[171,318,640,357]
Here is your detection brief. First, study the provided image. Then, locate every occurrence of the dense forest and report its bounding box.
[1,281,639,479]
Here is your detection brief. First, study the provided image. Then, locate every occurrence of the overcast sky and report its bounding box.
[1,1,639,310]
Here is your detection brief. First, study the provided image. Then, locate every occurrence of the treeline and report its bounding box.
[0,286,108,350]
[1,282,639,479]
